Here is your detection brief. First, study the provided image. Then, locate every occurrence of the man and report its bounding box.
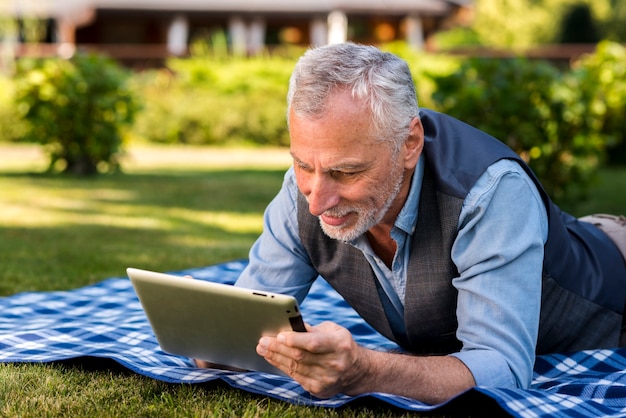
[226,43,626,404]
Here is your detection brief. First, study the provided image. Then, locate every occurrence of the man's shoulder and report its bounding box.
[484,158,529,178]
[281,166,300,198]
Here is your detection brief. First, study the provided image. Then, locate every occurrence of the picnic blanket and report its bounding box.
[1,260,625,417]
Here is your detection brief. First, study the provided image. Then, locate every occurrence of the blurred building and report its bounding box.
[1,0,471,64]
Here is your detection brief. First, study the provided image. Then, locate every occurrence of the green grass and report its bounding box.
[0,143,624,417]
[0,144,419,418]
[557,166,626,217]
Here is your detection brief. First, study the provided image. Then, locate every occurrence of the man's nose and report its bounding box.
[302,174,340,217]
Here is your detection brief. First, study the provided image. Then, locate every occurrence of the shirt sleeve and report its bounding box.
[235,167,319,304]
[449,159,548,389]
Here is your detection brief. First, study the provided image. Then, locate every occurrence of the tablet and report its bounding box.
[127,267,306,375]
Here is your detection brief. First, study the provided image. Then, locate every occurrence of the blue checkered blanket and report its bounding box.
[1,260,625,417]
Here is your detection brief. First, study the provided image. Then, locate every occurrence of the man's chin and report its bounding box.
[320,221,359,242]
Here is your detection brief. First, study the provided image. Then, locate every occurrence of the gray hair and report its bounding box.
[286,42,419,152]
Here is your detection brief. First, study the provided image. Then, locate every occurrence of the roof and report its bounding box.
[1,0,459,18]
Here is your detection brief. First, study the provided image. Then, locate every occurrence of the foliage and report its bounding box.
[429,55,612,204]
[558,3,600,44]
[430,27,482,51]
[380,41,461,109]
[471,0,563,48]
[604,0,626,42]
[13,53,139,175]
[470,0,619,49]
[131,55,294,147]
[571,41,626,165]
[131,44,457,148]
[0,74,26,142]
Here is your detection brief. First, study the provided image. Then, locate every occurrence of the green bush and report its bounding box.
[14,53,139,175]
[430,56,609,204]
[0,74,26,142]
[381,41,461,110]
[572,41,626,165]
[132,56,293,146]
[131,44,459,148]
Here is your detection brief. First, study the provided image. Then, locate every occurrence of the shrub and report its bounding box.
[131,44,458,149]
[571,41,626,165]
[381,41,461,110]
[132,56,293,147]
[430,57,609,204]
[0,74,26,142]
[14,53,139,175]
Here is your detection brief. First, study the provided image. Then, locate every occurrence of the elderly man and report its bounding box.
[226,43,626,404]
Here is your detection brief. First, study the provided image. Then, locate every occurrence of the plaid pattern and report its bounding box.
[1,260,625,417]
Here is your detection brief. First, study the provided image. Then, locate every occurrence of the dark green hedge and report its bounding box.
[131,56,294,147]
[428,41,626,204]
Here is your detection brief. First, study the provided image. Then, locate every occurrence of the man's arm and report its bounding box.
[257,321,475,404]
[450,160,548,388]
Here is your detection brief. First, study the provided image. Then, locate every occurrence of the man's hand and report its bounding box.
[256,321,476,404]
[256,321,373,398]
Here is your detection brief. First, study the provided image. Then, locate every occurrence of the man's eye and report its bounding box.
[331,170,358,179]
[296,164,313,173]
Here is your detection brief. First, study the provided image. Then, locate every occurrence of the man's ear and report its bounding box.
[404,116,424,169]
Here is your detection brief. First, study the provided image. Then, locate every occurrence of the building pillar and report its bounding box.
[56,18,76,44]
[327,10,347,45]
[247,17,265,55]
[310,17,327,47]
[167,14,189,56]
[404,14,424,50]
[0,24,17,74]
[56,6,95,58]
[228,16,247,56]
[56,18,77,58]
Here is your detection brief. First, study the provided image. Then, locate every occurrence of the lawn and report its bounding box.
[0,143,624,417]
[0,144,417,417]
[0,144,292,295]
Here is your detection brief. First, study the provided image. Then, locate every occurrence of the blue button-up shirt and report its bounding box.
[236,157,548,389]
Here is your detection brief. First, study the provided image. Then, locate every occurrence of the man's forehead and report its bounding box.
[290,88,370,119]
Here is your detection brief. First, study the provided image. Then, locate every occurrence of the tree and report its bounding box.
[471,0,556,48]
[470,0,620,49]
[604,0,626,42]
[558,3,600,44]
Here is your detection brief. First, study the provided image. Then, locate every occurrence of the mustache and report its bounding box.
[303,196,355,218]
[321,207,355,218]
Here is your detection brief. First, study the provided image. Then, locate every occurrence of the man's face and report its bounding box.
[289,91,409,241]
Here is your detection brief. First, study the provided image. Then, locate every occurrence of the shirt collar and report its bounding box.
[394,156,424,235]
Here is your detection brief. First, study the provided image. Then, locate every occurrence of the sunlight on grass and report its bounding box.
[0,143,289,295]
[0,143,293,173]
[3,191,262,233]
[0,144,48,172]
[168,208,264,234]
[0,145,289,235]
[122,144,292,172]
